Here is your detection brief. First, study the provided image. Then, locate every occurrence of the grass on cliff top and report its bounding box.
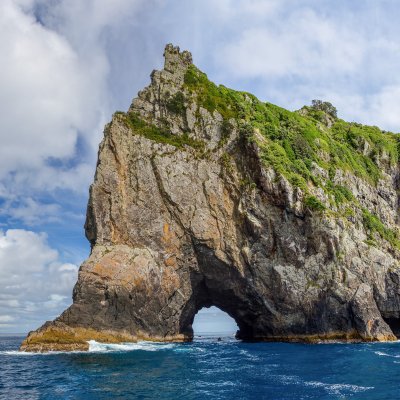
[117,111,205,150]
[184,64,399,192]
[183,64,400,250]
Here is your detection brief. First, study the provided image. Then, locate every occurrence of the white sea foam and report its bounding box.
[2,340,213,355]
[87,340,175,352]
[1,350,36,356]
[374,351,400,358]
[304,380,374,394]
[274,374,373,395]
[174,346,206,353]
[239,349,260,361]
[1,350,86,356]
[1,341,176,355]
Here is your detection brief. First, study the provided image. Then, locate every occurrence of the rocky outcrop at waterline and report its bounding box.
[21,44,400,351]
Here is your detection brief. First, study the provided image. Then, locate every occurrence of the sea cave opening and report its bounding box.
[192,306,239,340]
[383,318,400,338]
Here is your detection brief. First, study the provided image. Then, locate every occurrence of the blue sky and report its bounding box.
[1,0,400,333]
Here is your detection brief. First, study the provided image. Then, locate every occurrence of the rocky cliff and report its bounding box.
[21,44,400,351]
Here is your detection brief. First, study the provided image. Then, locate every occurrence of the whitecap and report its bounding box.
[173,346,206,353]
[238,349,260,361]
[374,351,400,358]
[1,350,36,356]
[274,374,373,395]
[305,380,374,394]
[0,350,86,356]
[87,340,175,352]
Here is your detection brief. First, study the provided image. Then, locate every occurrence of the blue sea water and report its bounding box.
[1,335,400,399]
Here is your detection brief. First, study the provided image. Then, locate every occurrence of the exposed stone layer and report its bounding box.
[21,44,400,351]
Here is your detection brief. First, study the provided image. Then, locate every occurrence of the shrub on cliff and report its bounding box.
[310,100,338,119]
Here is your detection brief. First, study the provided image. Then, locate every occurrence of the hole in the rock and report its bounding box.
[192,306,239,338]
[384,318,400,337]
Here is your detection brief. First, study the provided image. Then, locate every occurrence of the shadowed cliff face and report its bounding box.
[21,44,400,351]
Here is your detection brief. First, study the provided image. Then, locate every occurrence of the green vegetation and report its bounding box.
[117,63,400,250]
[182,64,400,248]
[166,91,186,115]
[254,105,398,189]
[310,99,337,119]
[306,279,321,289]
[184,64,399,195]
[220,152,234,174]
[118,111,205,150]
[362,209,400,249]
[326,182,354,204]
[304,195,326,212]
[184,65,239,120]
[218,119,235,147]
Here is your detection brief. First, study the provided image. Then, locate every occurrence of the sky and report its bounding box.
[1,0,400,334]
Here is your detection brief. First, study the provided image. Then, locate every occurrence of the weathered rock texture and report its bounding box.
[21,44,400,351]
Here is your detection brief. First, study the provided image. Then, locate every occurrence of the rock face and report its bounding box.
[21,44,400,351]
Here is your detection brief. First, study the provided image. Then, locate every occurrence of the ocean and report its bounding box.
[1,335,400,399]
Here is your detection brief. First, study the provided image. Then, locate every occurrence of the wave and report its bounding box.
[1,350,87,356]
[1,350,37,356]
[304,380,374,394]
[1,341,176,355]
[88,340,175,352]
[274,374,373,395]
[374,351,400,358]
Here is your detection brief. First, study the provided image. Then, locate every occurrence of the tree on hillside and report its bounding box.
[311,100,337,119]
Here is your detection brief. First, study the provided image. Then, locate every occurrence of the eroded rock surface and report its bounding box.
[21,44,400,351]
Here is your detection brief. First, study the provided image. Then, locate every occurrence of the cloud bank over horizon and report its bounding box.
[1,0,400,332]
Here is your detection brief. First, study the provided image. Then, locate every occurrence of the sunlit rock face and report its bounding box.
[21,44,400,351]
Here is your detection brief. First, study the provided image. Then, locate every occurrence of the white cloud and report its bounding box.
[366,85,400,130]
[0,0,153,226]
[0,1,100,173]
[0,229,78,332]
[2,198,61,225]
[214,4,400,132]
[0,315,15,323]
[0,0,134,225]
[220,12,365,79]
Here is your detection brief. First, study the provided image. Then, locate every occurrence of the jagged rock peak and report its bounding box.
[130,43,231,147]
[163,43,193,73]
